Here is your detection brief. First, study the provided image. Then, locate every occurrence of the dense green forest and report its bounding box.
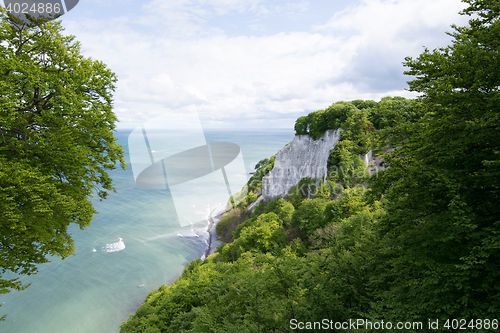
[119,1,499,332]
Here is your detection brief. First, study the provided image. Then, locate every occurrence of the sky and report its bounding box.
[3,0,469,129]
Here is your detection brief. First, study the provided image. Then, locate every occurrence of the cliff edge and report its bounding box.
[261,128,342,200]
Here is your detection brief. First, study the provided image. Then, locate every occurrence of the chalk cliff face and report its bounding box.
[261,129,342,200]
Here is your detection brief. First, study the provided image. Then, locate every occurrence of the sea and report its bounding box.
[0,128,295,333]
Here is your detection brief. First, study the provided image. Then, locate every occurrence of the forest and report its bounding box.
[118,2,500,331]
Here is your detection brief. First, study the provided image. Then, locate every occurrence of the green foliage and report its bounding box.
[215,208,251,243]
[369,96,419,130]
[291,198,329,236]
[229,156,276,211]
[294,115,309,135]
[254,158,269,170]
[340,107,373,155]
[329,143,369,185]
[297,97,420,189]
[286,183,305,209]
[307,109,328,140]
[287,176,317,202]
[0,11,125,299]
[369,0,500,321]
[297,101,361,140]
[262,198,295,225]
[337,188,367,218]
[246,190,258,204]
[287,177,343,210]
[286,177,323,208]
[328,140,356,176]
[323,201,342,225]
[294,100,376,190]
[246,155,275,193]
[120,251,314,333]
[293,101,356,138]
[351,99,378,110]
[251,198,266,217]
[230,186,258,210]
[221,213,288,262]
[232,216,257,241]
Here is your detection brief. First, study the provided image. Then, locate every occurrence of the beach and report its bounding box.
[204,208,224,258]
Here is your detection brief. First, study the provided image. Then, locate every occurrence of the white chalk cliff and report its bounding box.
[261,129,342,200]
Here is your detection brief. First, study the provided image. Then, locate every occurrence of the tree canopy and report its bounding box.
[369,0,500,320]
[0,10,125,300]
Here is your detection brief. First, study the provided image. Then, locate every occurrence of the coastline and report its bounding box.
[204,209,224,259]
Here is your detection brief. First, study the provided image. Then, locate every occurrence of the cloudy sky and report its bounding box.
[4,0,469,129]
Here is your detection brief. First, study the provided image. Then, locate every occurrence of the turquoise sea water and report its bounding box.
[0,129,294,333]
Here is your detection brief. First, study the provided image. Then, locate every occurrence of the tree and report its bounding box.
[294,115,309,135]
[291,198,329,236]
[263,198,294,225]
[370,0,500,321]
[0,10,125,300]
[222,212,288,261]
[369,96,418,130]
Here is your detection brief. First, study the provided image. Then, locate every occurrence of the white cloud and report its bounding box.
[62,0,469,129]
[313,0,469,92]
[319,0,466,33]
[143,0,264,20]
[260,1,310,17]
